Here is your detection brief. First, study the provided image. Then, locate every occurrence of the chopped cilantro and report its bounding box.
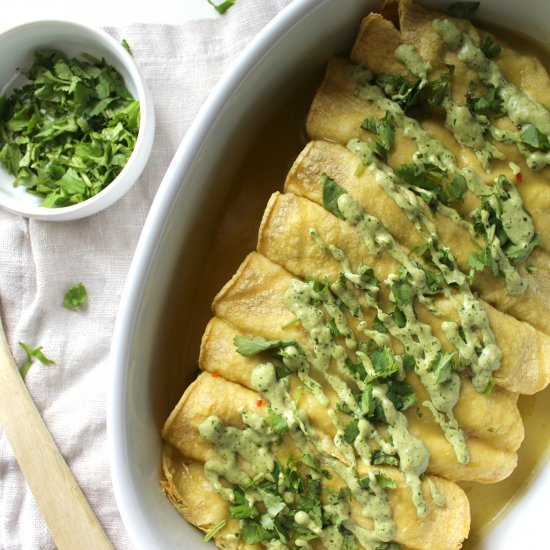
[320,173,346,219]
[390,308,407,328]
[375,543,401,550]
[386,380,417,411]
[0,50,139,207]
[446,1,480,19]
[18,342,55,380]
[483,377,497,395]
[360,112,395,161]
[369,346,399,379]
[265,410,289,435]
[360,384,375,417]
[241,519,273,544]
[233,335,294,356]
[480,36,501,58]
[207,0,236,14]
[300,453,330,478]
[372,316,389,333]
[391,279,414,307]
[63,282,87,311]
[376,74,423,112]
[394,161,446,205]
[520,124,550,150]
[376,472,397,490]
[343,535,360,550]
[504,233,541,264]
[230,488,260,519]
[343,419,360,444]
[427,64,455,107]
[203,519,227,542]
[372,450,399,467]
[257,487,286,518]
[468,247,499,276]
[430,352,456,384]
[120,38,132,54]
[466,86,503,116]
[447,174,468,203]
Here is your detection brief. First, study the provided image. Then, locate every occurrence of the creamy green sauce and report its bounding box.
[433,18,550,170]
[351,49,536,295]
[396,43,502,171]
[336,161,501,394]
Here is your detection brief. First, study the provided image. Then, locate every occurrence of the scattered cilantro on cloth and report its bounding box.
[208,0,236,14]
[18,342,55,380]
[0,50,140,208]
[63,282,88,311]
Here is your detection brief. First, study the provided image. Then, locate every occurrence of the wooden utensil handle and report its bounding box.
[0,323,113,550]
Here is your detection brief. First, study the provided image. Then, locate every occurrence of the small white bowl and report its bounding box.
[0,20,155,221]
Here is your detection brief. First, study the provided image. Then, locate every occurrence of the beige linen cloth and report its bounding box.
[0,1,292,547]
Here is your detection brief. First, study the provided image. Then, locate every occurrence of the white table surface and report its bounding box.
[0,0,218,32]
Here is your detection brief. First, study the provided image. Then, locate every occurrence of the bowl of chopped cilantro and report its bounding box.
[0,20,154,220]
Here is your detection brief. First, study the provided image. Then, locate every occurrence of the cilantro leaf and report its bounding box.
[394,161,446,204]
[447,174,468,202]
[360,384,375,417]
[300,453,330,479]
[369,347,399,379]
[63,282,88,311]
[360,112,395,161]
[320,173,347,219]
[343,419,360,443]
[480,36,501,58]
[265,410,289,435]
[241,520,273,544]
[386,380,417,411]
[430,352,456,384]
[375,543,401,550]
[376,74,423,112]
[230,488,260,519]
[504,233,541,265]
[391,279,414,307]
[520,124,550,150]
[120,39,132,54]
[233,335,294,356]
[207,0,236,14]
[257,487,286,518]
[466,86,503,116]
[376,472,397,490]
[18,342,55,380]
[483,377,497,395]
[447,1,480,19]
[372,450,399,467]
[203,519,227,542]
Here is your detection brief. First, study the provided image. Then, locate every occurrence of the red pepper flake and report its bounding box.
[256,399,264,407]
[515,172,523,184]
[210,371,221,378]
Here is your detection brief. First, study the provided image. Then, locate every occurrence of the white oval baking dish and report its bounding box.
[108,1,550,548]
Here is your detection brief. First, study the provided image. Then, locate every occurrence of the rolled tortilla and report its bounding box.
[201,316,523,455]
[210,251,521,481]
[351,1,550,254]
[258,190,550,395]
[162,373,470,550]
[285,138,550,337]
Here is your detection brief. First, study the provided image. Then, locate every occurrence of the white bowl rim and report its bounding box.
[0,19,155,220]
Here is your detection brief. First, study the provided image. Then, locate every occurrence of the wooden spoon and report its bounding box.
[0,314,113,549]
